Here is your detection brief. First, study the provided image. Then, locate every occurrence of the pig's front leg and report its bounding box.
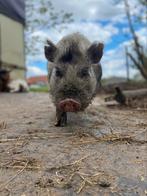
[55,108,67,127]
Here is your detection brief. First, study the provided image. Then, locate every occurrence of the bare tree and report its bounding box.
[124,0,147,79]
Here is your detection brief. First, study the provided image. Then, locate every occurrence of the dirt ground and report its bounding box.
[0,93,146,196]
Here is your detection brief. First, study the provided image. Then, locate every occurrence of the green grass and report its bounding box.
[29,86,49,93]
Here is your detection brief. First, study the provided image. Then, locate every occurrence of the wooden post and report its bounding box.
[125,46,130,81]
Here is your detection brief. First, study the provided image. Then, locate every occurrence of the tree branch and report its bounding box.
[124,0,144,66]
[127,52,147,79]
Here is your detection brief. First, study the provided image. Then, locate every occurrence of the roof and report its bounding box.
[0,0,25,25]
[27,75,48,85]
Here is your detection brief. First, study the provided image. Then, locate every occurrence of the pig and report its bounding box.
[44,33,104,126]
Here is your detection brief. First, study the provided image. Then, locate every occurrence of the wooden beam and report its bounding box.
[105,87,147,105]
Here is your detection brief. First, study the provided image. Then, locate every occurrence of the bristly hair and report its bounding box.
[60,48,73,63]
[58,42,82,64]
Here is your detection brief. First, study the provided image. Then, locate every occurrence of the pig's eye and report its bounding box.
[79,67,89,78]
[55,67,63,78]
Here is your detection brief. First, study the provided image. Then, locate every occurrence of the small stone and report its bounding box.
[48,178,53,184]
[98,178,111,188]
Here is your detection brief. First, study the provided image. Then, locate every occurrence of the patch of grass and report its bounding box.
[29,86,49,93]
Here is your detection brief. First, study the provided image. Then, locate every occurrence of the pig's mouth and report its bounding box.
[57,98,81,112]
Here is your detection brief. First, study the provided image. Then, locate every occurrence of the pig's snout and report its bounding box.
[57,99,81,112]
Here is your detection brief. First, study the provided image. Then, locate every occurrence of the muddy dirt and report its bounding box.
[0,93,147,196]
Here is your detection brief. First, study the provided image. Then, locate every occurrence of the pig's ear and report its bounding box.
[87,42,104,63]
[44,39,57,62]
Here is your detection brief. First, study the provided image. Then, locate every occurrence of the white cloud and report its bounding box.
[31,31,48,39]
[102,45,126,78]
[49,0,144,25]
[101,38,143,78]
[27,66,47,77]
[29,21,119,44]
[136,27,147,48]
[26,21,118,63]
[51,0,125,22]
[49,22,119,43]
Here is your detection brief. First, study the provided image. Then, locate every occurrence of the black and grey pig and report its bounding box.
[44,33,104,126]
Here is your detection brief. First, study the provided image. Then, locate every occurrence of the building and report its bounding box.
[27,75,48,87]
[0,0,26,80]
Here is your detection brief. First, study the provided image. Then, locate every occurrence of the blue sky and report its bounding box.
[26,0,146,79]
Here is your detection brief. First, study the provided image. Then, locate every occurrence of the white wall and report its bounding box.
[0,14,25,79]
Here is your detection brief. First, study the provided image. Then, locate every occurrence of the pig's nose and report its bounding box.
[58,98,81,112]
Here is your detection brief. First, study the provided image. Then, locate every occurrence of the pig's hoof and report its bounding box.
[55,112,67,127]
[54,119,67,127]
[54,121,61,127]
[54,121,66,127]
